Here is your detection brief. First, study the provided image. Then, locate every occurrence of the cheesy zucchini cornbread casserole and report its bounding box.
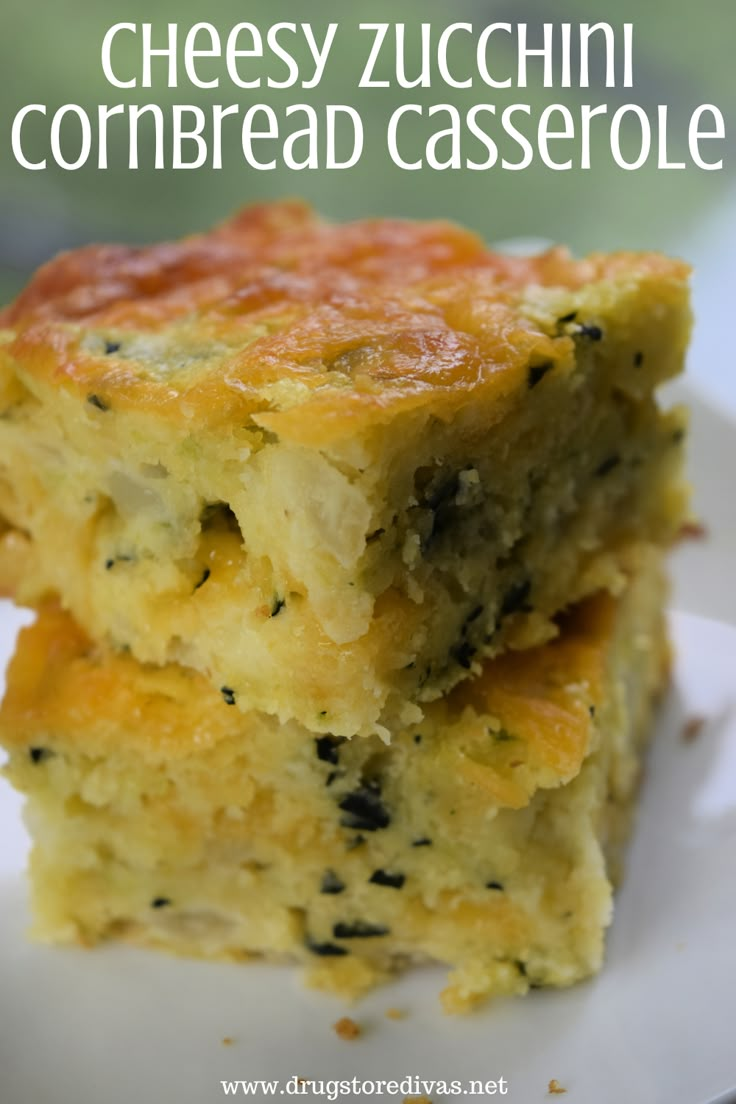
[0,548,668,1012]
[0,202,688,737]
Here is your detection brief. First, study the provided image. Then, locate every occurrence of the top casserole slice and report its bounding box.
[0,201,690,737]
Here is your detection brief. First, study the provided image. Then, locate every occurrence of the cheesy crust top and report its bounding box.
[0,200,689,444]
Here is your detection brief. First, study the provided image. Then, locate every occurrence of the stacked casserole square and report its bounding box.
[0,202,689,1010]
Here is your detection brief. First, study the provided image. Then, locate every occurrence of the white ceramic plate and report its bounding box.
[1,387,735,1104]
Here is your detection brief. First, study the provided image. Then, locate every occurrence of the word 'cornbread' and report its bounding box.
[0,202,688,736]
[0,548,668,1012]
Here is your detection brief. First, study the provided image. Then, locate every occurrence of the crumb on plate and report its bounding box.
[333,1016,362,1041]
[682,716,706,743]
[678,521,708,541]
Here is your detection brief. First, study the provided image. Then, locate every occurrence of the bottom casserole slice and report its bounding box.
[0,546,669,1013]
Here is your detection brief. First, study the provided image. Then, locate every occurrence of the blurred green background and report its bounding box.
[0,0,733,303]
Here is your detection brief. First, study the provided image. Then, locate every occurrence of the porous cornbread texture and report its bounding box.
[0,549,668,1012]
[0,201,688,736]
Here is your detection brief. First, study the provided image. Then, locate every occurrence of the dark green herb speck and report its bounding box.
[595,454,621,477]
[486,881,505,891]
[194,567,210,591]
[29,747,53,764]
[104,340,121,355]
[369,869,405,889]
[528,362,553,389]
[426,473,459,512]
[220,686,236,706]
[422,472,461,548]
[491,728,514,742]
[333,921,389,939]
[87,394,109,412]
[104,554,135,571]
[320,870,346,895]
[306,938,348,957]
[417,664,433,690]
[151,897,171,909]
[315,736,344,765]
[500,579,532,618]
[577,324,603,341]
[270,595,285,617]
[338,783,391,832]
[412,837,432,847]
[451,640,476,670]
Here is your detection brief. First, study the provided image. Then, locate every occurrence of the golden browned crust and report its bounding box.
[0,200,690,442]
[0,590,609,803]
